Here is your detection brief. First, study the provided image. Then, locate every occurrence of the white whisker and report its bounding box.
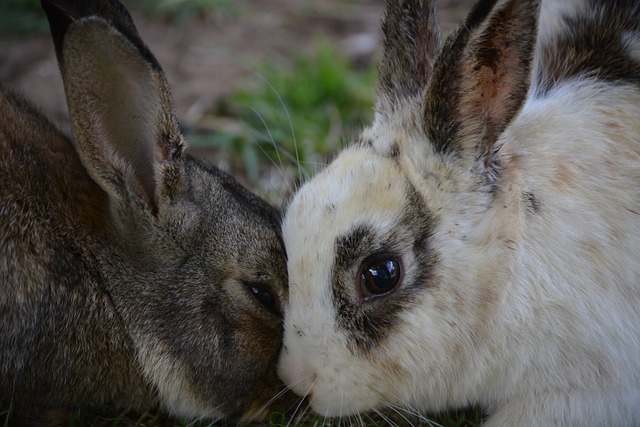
[285,397,306,427]
[387,405,415,427]
[373,408,399,427]
[285,375,316,427]
[248,69,303,183]
[246,382,295,421]
[356,412,367,427]
[388,403,443,427]
[247,106,293,197]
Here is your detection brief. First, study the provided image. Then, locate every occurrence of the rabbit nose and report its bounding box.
[289,369,317,397]
[278,353,317,397]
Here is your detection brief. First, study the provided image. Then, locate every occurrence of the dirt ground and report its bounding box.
[0,0,472,137]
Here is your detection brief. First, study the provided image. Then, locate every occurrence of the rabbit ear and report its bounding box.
[377,0,440,111]
[424,0,540,159]
[41,0,140,64]
[43,1,184,214]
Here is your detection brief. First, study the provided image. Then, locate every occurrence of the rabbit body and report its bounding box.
[0,86,155,408]
[278,0,640,425]
[1,0,287,420]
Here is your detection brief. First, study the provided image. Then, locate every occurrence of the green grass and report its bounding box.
[187,42,377,204]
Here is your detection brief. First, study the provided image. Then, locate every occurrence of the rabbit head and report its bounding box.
[0,0,287,420]
[278,0,640,424]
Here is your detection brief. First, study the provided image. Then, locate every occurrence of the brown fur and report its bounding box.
[425,0,540,158]
[378,0,441,110]
[1,0,287,421]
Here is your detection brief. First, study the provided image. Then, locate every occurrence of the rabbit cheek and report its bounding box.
[280,150,436,415]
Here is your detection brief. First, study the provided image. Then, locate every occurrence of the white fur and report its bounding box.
[536,0,586,48]
[278,3,640,424]
[137,339,223,419]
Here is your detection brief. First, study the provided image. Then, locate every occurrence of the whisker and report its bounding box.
[247,106,293,197]
[322,411,330,427]
[294,400,313,425]
[248,68,303,184]
[388,403,443,427]
[285,375,317,427]
[387,404,417,427]
[285,397,305,427]
[356,412,367,427]
[373,408,399,427]
[244,382,296,422]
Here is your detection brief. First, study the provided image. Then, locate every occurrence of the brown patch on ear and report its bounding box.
[377,0,440,109]
[425,0,540,156]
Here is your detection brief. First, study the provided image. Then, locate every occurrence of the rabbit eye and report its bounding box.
[244,281,281,317]
[359,256,402,298]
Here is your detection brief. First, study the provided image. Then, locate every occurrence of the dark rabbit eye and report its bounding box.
[244,281,281,317]
[359,256,402,298]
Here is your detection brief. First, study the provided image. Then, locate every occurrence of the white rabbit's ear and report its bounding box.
[46,4,185,215]
[424,0,540,162]
[377,0,440,112]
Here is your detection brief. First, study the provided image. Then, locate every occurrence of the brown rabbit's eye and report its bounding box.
[244,282,281,317]
[359,257,402,298]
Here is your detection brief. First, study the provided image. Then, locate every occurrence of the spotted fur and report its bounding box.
[278,0,640,425]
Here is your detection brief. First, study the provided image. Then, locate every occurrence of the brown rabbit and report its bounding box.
[0,0,287,422]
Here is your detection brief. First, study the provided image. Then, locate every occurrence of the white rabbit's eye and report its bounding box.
[359,256,402,299]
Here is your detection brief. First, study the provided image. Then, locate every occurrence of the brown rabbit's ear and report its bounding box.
[51,14,185,214]
[424,0,540,160]
[377,0,440,112]
[41,0,140,65]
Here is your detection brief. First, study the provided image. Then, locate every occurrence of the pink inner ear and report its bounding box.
[471,49,525,148]
[458,0,536,149]
[423,0,538,156]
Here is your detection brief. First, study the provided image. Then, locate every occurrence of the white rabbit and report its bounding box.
[277,0,640,425]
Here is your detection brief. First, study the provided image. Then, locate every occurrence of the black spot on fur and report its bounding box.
[355,137,374,149]
[335,225,376,270]
[389,143,400,158]
[331,183,437,354]
[535,0,640,95]
[524,192,541,214]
